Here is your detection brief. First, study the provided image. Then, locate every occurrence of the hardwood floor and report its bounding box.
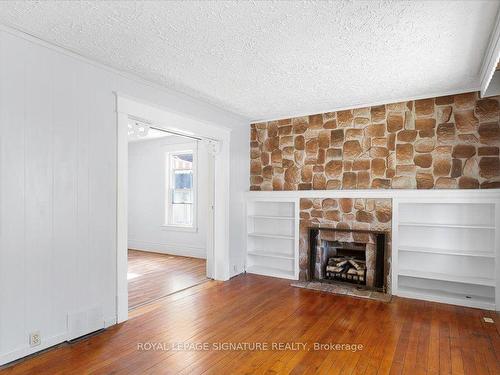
[2,274,499,374]
[128,249,207,309]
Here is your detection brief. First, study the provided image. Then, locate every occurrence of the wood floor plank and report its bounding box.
[438,319,452,375]
[389,299,415,374]
[413,302,431,375]
[128,249,207,309]
[427,304,440,375]
[0,274,498,375]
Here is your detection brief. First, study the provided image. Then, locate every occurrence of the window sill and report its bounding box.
[161,224,198,233]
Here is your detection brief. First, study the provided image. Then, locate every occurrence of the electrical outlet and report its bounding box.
[29,331,41,347]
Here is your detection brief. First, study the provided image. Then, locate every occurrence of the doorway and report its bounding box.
[126,124,213,309]
[116,95,230,322]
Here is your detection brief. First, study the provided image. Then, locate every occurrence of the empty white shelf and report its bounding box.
[248,232,294,240]
[397,285,495,310]
[399,222,495,230]
[399,246,495,258]
[398,269,495,287]
[246,199,298,280]
[248,215,295,220]
[394,199,498,310]
[247,250,294,260]
[246,265,295,280]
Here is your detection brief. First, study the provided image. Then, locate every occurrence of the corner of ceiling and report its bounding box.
[0,22,252,129]
[248,84,482,125]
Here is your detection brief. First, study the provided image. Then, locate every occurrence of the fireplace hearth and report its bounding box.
[309,227,387,292]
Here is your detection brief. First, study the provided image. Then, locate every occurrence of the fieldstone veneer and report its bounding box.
[250,92,500,190]
[299,198,392,290]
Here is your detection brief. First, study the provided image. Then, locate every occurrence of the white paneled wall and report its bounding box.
[0,28,248,365]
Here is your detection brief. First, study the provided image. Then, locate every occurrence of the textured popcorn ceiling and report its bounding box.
[0,1,498,121]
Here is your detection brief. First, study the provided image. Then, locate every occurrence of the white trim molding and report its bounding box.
[116,94,232,324]
[245,189,500,201]
[163,141,199,231]
[128,241,206,259]
[0,332,69,366]
[480,7,500,97]
[0,23,249,125]
[251,86,481,124]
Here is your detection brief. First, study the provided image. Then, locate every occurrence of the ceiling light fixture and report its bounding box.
[128,121,150,139]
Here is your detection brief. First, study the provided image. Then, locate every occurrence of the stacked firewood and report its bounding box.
[326,257,366,283]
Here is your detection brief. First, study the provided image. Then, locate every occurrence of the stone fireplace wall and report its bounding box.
[250,92,500,190]
[299,198,392,291]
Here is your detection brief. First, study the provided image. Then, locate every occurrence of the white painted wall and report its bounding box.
[0,28,249,364]
[128,135,208,259]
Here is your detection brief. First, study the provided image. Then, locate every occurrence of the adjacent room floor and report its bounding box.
[128,249,207,309]
[4,274,498,374]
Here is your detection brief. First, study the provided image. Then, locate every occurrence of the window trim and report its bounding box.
[162,142,198,232]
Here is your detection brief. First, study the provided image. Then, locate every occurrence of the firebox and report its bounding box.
[309,227,386,292]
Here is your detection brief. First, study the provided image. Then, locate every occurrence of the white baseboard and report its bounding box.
[0,332,68,366]
[0,308,112,366]
[128,239,206,259]
[104,316,117,328]
[229,263,245,278]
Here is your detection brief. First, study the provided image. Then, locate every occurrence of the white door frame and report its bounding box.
[115,94,231,323]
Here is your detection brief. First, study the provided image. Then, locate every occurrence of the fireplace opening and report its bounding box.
[309,228,386,292]
[326,242,367,284]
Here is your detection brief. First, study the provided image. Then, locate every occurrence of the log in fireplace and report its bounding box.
[309,227,386,292]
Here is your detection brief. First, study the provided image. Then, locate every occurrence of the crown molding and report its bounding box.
[480,7,500,97]
[250,86,480,124]
[0,23,250,125]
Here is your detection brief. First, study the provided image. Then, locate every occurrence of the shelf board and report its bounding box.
[399,246,495,258]
[399,222,495,230]
[397,286,496,310]
[248,232,294,240]
[398,269,495,287]
[247,250,294,260]
[246,265,296,280]
[248,215,295,220]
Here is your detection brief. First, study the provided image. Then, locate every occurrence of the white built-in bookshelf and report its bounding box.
[393,200,499,310]
[245,191,499,310]
[246,198,299,280]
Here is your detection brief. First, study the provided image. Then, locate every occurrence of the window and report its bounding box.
[165,146,196,228]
